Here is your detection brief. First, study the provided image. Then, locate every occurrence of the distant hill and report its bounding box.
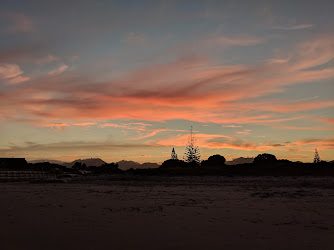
[117,160,160,170]
[29,158,159,170]
[28,159,65,165]
[65,158,107,168]
[140,162,160,169]
[117,160,141,170]
[226,157,254,165]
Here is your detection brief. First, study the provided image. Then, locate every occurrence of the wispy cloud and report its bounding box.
[0,63,29,84]
[73,122,96,127]
[237,129,252,135]
[294,138,334,150]
[19,121,97,130]
[202,34,264,47]
[101,122,186,140]
[8,75,30,84]
[272,24,315,30]
[223,125,243,128]
[39,123,71,131]
[0,64,23,78]
[48,64,69,75]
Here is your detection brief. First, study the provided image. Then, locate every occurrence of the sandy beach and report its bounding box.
[1,176,334,250]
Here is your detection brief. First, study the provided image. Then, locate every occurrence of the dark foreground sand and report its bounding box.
[1,176,334,250]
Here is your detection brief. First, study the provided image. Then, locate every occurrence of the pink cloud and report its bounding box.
[291,37,334,71]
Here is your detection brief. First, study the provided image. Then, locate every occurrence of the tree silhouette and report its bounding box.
[201,154,226,167]
[171,147,178,160]
[208,154,226,165]
[313,148,321,164]
[254,153,277,164]
[183,126,200,165]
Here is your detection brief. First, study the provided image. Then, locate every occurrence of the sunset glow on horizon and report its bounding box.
[1,0,333,163]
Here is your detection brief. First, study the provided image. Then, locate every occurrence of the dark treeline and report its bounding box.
[1,153,334,177]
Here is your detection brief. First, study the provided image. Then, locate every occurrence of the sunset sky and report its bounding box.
[0,0,333,163]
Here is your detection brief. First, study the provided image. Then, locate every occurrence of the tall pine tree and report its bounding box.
[183,126,200,165]
[313,148,321,164]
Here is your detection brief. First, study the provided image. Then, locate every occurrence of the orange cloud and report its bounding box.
[319,118,334,125]
[39,123,71,131]
[73,122,96,127]
[294,138,334,149]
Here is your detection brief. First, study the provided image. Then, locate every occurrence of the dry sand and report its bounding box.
[1,176,334,250]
